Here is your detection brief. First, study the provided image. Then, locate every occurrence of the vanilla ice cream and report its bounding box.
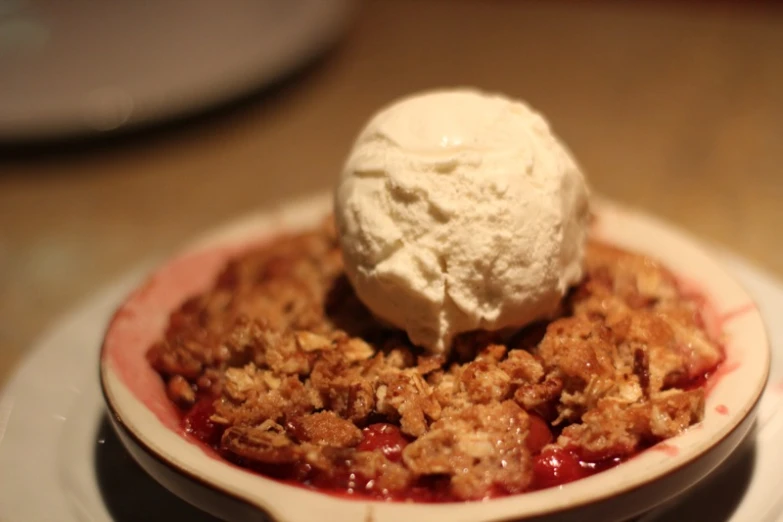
[334,88,590,354]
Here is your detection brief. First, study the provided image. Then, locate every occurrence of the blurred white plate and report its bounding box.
[0,0,354,141]
[0,234,782,521]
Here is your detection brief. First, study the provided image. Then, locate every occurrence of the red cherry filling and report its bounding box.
[357,423,409,462]
[183,397,223,447]
[531,447,589,490]
[526,414,554,454]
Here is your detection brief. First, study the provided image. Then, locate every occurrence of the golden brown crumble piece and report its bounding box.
[150,222,722,501]
[221,421,301,464]
[557,389,704,460]
[287,411,363,447]
[403,400,532,499]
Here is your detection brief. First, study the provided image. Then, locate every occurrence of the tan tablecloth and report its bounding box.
[2,0,783,385]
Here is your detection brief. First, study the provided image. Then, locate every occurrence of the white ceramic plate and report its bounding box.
[0,0,354,141]
[2,199,782,522]
[98,194,770,522]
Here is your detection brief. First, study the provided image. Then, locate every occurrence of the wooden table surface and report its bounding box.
[2,0,783,386]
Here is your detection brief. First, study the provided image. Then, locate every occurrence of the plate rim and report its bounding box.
[0,0,356,142]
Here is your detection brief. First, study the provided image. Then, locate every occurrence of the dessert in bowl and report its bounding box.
[100,90,769,521]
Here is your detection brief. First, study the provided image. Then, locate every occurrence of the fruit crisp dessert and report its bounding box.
[147,218,723,502]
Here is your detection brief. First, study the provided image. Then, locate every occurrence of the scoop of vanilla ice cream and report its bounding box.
[334,88,590,354]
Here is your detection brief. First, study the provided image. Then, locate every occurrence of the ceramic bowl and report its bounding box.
[100,193,770,522]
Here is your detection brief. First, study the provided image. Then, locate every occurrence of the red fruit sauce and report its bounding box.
[356,423,409,462]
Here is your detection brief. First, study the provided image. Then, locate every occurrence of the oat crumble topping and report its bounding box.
[147,219,722,501]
